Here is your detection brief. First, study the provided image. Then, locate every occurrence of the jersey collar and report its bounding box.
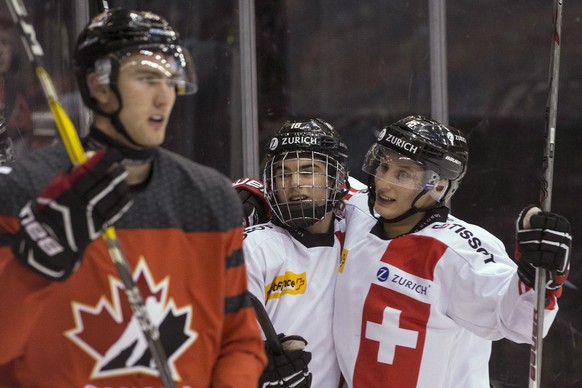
[273,216,336,248]
[371,206,450,240]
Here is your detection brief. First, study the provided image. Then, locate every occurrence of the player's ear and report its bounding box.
[87,72,120,112]
[435,180,447,193]
[87,72,110,103]
[429,179,449,202]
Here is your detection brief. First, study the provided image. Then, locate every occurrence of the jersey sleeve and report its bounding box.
[0,216,54,366]
[243,232,268,302]
[210,185,267,386]
[445,236,557,343]
[0,170,55,367]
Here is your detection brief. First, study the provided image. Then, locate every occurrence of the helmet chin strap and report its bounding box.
[273,202,329,230]
[91,61,151,149]
[110,111,147,148]
[87,126,157,166]
[106,84,151,149]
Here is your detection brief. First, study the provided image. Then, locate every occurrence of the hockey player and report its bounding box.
[0,8,266,387]
[333,115,571,387]
[243,118,361,387]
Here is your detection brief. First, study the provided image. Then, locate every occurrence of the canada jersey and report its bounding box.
[334,192,557,388]
[0,142,266,387]
[243,219,344,388]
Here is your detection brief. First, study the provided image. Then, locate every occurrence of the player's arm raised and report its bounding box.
[12,149,132,281]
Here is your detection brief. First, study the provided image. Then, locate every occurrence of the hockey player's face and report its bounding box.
[273,156,329,206]
[374,177,437,219]
[373,154,438,218]
[368,148,438,191]
[116,52,178,147]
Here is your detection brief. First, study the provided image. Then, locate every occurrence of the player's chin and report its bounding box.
[139,132,166,147]
[374,202,401,219]
[134,139,163,148]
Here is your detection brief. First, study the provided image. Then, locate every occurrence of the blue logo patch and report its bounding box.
[377,267,390,282]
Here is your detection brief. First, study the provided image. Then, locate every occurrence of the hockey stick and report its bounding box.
[97,0,109,12]
[248,292,284,355]
[4,1,176,386]
[529,1,564,387]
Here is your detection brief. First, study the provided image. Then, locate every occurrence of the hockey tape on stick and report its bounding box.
[5,1,176,386]
[97,0,109,13]
[529,1,564,387]
[249,292,284,355]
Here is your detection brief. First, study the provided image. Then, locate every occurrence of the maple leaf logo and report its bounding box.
[65,257,198,381]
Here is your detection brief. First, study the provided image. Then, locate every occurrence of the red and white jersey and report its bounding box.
[346,175,367,194]
[334,191,557,388]
[243,218,345,388]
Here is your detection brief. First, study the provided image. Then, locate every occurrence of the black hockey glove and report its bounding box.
[12,149,133,281]
[233,178,271,227]
[259,334,312,388]
[515,205,571,295]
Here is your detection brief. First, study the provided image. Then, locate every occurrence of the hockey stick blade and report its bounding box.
[248,293,284,355]
[5,0,176,386]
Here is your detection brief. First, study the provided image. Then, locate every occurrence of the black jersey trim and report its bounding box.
[225,291,251,315]
[0,231,15,246]
[226,249,244,268]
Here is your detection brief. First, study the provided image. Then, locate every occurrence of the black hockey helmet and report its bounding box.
[75,8,197,106]
[263,118,349,229]
[265,119,348,165]
[363,115,468,221]
[74,8,196,146]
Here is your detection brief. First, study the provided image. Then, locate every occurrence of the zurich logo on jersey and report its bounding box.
[377,267,390,282]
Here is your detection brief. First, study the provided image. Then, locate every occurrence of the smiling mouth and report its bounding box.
[288,194,310,202]
[377,192,395,203]
[149,115,164,123]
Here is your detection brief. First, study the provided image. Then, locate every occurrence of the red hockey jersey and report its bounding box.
[0,143,266,387]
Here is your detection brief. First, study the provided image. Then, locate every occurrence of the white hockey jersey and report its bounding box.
[334,191,558,388]
[244,218,344,388]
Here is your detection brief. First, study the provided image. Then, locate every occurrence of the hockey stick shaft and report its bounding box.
[529,1,564,387]
[248,292,284,355]
[5,1,176,386]
[96,0,109,13]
